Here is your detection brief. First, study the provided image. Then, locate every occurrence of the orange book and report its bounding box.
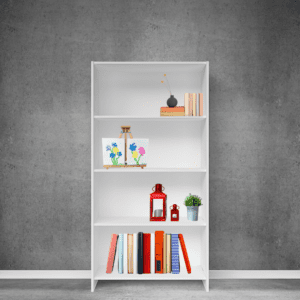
[192,94,197,116]
[178,234,191,273]
[199,93,203,116]
[155,231,164,273]
[106,234,118,273]
[160,106,185,113]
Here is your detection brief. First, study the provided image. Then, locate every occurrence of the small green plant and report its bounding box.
[184,193,202,207]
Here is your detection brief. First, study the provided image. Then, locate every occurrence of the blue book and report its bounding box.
[171,234,180,274]
[118,233,124,274]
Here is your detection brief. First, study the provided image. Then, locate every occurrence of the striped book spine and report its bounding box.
[171,234,180,274]
[118,234,124,274]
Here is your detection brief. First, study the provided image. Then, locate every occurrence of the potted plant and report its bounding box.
[184,193,202,221]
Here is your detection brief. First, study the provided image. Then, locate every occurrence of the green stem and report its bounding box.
[137,154,142,165]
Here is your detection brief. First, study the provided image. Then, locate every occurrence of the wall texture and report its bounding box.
[0,0,300,270]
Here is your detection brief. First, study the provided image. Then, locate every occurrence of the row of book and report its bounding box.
[160,93,203,117]
[106,231,191,274]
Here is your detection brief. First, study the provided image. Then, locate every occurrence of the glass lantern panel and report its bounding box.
[152,198,163,217]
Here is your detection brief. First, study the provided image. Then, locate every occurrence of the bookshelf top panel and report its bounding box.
[92,62,209,117]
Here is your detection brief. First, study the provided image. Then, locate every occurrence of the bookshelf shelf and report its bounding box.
[94,265,206,280]
[94,168,207,173]
[91,62,209,292]
[94,217,206,227]
[94,116,207,120]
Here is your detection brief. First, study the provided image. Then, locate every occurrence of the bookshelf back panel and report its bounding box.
[94,172,207,221]
[94,119,207,169]
[93,63,208,117]
[94,226,205,268]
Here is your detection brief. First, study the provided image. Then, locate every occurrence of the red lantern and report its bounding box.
[170,204,180,221]
[150,184,167,221]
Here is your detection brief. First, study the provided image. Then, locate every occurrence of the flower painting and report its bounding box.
[102,138,125,166]
[127,139,149,166]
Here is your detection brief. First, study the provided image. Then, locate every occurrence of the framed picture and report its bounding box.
[102,138,125,166]
[127,139,149,166]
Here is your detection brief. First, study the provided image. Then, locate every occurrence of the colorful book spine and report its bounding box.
[151,233,155,274]
[199,93,203,116]
[127,234,133,274]
[106,234,118,273]
[160,112,185,117]
[171,234,180,274]
[155,231,164,273]
[166,234,171,273]
[118,234,124,274]
[184,93,189,116]
[143,233,151,274]
[123,233,127,274]
[133,233,137,274]
[179,234,191,273]
[138,232,143,274]
[160,106,185,112]
[188,94,193,116]
[163,233,167,273]
[192,94,197,116]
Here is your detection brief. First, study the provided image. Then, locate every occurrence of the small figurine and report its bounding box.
[170,204,180,221]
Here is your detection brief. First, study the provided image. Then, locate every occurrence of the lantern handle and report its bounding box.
[152,186,165,191]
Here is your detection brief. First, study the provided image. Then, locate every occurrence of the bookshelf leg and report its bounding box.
[91,279,98,292]
[203,279,209,292]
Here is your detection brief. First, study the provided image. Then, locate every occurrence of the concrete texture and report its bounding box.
[1,279,300,300]
[0,0,300,270]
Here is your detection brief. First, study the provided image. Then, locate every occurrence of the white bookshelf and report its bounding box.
[91,62,209,292]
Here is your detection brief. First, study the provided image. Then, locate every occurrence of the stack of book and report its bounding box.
[106,231,191,274]
[160,93,203,117]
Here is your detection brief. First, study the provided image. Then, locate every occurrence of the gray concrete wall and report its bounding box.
[0,0,299,270]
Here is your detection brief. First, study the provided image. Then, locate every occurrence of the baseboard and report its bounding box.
[210,270,300,279]
[0,270,91,279]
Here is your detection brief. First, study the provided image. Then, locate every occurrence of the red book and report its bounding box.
[178,234,191,273]
[106,234,118,273]
[143,233,151,273]
[155,231,164,273]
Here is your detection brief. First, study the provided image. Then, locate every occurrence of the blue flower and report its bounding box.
[110,153,115,158]
[112,142,117,147]
[106,145,111,151]
[118,152,122,157]
[129,143,137,151]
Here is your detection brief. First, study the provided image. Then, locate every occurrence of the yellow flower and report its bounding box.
[113,147,119,154]
[132,151,138,158]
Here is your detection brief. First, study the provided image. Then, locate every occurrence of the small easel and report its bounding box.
[104,126,146,170]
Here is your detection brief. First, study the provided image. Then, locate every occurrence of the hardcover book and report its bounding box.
[160,106,185,112]
[199,93,203,116]
[166,234,171,273]
[106,234,119,273]
[118,233,124,274]
[155,231,164,273]
[138,232,143,274]
[171,234,180,274]
[143,233,151,274]
[127,234,133,274]
[179,234,191,273]
[163,233,167,273]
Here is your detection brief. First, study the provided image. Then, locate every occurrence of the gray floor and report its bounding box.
[0,280,300,300]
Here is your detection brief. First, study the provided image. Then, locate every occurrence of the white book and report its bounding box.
[133,233,137,274]
[123,233,127,274]
[151,233,155,274]
[118,233,124,274]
